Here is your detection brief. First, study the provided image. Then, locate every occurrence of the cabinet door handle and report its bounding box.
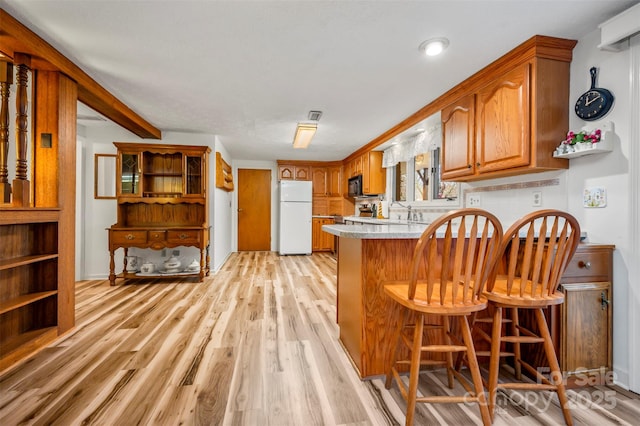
[126,234,135,240]
[578,260,591,269]
[467,164,472,169]
[179,233,188,239]
[601,291,610,310]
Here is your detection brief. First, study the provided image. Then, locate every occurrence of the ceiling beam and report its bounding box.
[0,8,161,139]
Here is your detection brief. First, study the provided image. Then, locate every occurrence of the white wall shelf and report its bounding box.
[553,121,615,159]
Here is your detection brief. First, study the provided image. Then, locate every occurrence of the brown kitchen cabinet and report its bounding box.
[108,143,211,285]
[441,37,575,182]
[314,166,343,197]
[361,151,386,195]
[312,217,335,252]
[441,93,476,180]
[312,167,327,196]
[328,166,342,197]
[560,244,614,384]
[518,244,614,387]
[278,163,311,181]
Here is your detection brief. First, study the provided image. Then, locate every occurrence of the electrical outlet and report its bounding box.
[161,248,166,257]
[532,191,542,207]
[468,194,481,207]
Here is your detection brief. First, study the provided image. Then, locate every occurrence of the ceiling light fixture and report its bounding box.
[419,37,450,56]
[292,123,317,149]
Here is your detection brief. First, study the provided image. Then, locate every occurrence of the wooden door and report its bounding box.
[294,166,311,181]
[278,165,294,180]
[475,62,531,173]
[328,166,342,196]
[562,282,612,374]
[312,167,327,196]
[442,93,476,180]
[238,169,271,251]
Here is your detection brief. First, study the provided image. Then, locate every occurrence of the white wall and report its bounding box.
[213,139,233,271]
[79,124,221,279]
[566,29,638,391]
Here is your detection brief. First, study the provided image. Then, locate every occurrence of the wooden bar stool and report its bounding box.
[484,210,580,425]
[384,209,503,426]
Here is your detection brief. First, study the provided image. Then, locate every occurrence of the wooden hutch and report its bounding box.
[107,143,211,285]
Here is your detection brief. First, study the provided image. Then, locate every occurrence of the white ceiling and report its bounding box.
[1,0,637,161]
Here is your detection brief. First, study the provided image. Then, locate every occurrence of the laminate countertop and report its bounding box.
[322,223,430,239]
[322,221,588,240]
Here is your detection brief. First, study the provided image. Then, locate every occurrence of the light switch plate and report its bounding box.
[584,187,607,208]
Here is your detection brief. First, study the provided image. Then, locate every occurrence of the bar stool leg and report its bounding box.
[459,315,491,426]
[487,305,503,421]
[442,315,454,388]
[511,308,522,380]
[535,309,573,426]
[405,313,425,426]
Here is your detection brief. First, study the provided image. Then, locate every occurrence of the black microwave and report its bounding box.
[348,175,363,198]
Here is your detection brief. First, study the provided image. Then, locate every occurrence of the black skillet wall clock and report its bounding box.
[574,67,614,121]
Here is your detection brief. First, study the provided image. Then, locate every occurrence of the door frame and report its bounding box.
[232,161,278,252]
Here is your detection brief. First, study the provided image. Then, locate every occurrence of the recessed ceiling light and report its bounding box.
[419,37,450,57]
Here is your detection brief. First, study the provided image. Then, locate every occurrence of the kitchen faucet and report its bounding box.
[392,201,412,221]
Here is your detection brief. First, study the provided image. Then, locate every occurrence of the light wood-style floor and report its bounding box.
[1,252,638,425]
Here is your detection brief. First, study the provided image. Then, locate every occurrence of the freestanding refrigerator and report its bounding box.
[279,180,313,255]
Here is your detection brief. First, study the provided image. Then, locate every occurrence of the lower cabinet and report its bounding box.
[312,217,335,252]
[559,244,614,385]
[520,243,614,386]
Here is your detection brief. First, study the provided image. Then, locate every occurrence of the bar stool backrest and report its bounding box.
[407,208,503,308]
[493,209,581,298]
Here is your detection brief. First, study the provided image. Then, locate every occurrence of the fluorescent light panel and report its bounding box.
[292,123,317,149]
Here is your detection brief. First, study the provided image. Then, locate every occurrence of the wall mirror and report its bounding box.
[94,154,117,199]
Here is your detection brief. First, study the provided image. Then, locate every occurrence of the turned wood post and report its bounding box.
[12,54,31,207]
[0,60,12,203]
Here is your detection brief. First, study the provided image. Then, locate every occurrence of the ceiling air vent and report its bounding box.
[308,110,323,121]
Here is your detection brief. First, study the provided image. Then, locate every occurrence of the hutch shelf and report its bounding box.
[108,143,211,285]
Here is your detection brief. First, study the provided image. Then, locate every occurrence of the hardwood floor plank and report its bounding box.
[0,252,637,426]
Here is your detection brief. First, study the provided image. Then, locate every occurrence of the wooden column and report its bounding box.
[0,60,12,203]
[12,53,31,207]
[33,70,78,332]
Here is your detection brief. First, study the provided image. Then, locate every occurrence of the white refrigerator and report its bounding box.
[279,180,313,255]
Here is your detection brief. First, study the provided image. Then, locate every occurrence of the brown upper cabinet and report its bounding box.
[312,167,328,196]
[328,166,342,197]
[278,163,311,181]
[343,152,385,195]
[312,165,343,197]
[441,37,576,182]
[361,151,386,195]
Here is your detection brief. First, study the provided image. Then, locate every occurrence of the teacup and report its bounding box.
[140,263,155,274]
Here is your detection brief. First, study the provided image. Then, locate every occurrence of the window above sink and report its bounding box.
[379,112,460,208]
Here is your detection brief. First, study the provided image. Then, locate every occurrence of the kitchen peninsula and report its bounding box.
[323,222,613,385]
[322,222,432,378]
